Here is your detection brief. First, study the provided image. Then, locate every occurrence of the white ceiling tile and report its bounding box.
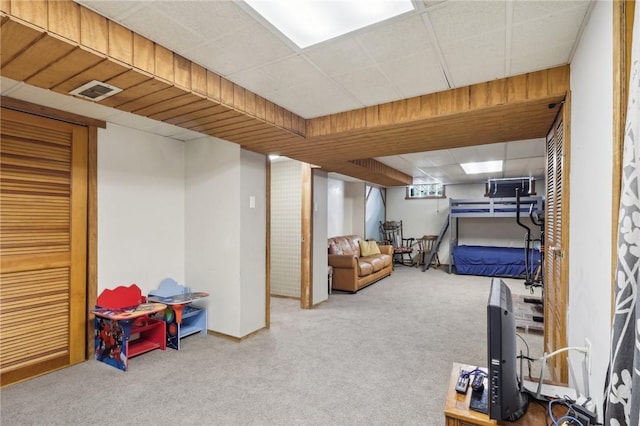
[504,158,530,172]
[449,143,506,163]
[333,67,399,107]
[186,24,294,76]
[512,1,591,25]
[270,81,360,119]
[227,68,280,97]
[505,139,546,159]
[376,155,412,170]
[510,42,574,75]
[441,30,506,87]
[511,6,588,53]
[421,150,458,167]
[379,49,449,98]
[305,38,377,77]
[358,14,432,63]
[428,1,506,44]
[153,1,256,42]
[75,1,145,21]
[253,56,327,89]
[118,5,205,54]
[14,0,591,185]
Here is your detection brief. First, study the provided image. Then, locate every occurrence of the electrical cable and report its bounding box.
[516,333,533,378]
[554,415,586,426]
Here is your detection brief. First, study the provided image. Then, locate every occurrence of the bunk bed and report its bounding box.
[449,196,543,277]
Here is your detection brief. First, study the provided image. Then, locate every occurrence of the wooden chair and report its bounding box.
[415,235,441,269]
[379,220,414,265]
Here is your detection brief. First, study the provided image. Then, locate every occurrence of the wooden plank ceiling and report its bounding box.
[0,1,569,187]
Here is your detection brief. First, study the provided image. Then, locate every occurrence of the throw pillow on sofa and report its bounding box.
[359,240,381,256]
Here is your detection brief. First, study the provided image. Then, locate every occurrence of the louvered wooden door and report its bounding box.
[0,109,88,386]
[544,107,569,383]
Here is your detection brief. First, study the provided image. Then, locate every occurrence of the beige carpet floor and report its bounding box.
[0,267,544,425]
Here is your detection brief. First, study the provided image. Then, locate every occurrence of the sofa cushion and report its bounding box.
[328,241,343,255]
[363,256,385,272]
[357,260,373,276]
[330,236,359,256]
[358,240,381,256]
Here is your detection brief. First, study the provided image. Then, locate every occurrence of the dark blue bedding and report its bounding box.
[453,245,541,277]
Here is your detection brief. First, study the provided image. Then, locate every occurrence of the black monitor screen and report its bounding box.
[487,278,529,421]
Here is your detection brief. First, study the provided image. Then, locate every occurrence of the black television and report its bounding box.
[487,278,529,421]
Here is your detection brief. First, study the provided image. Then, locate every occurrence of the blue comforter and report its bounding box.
[453,245,541,277]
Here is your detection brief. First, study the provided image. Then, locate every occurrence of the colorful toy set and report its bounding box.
[92,284,166,371]
[147,278,208,350]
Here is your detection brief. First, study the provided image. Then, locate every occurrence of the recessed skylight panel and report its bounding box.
[245,0,415,48]
[460,160,503,175]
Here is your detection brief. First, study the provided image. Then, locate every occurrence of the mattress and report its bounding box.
[453,245,541,277]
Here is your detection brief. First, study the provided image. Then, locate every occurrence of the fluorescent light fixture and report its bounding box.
[460,160,503,175]
[244,0,414,48]
[268,154,281,161]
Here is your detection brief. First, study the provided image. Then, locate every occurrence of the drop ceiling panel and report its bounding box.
[153,0,256,43]
[186,24,294,76]
[244,55,328,90]
[505,138,546,159]
[357,14,432,63]
[118,5,204,54]
[511,7,588,54]
[6,0,590,186]
[441,30,506,87]
[305,38,377,77]
[333,67,399,107]
[512,1,591,25]
[78,1,145,21]
[427,1,506,44]
[379,49,449,98]
[449,142,506,163]
[510,42,575,75]
[271,80,359,119]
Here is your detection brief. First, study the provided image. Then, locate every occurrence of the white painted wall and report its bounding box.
[313,170,329,305]
[97,123,185,296]
[185,136,242,337]
[327,178,345,238]
[386,183,540,264]
[567,0,612,414]
[345,182,365,237]
[239,149,267,335]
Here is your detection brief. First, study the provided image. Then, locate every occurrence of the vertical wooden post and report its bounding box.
[300,163,313,309]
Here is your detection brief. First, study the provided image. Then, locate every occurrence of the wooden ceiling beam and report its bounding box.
[1,1,570,188]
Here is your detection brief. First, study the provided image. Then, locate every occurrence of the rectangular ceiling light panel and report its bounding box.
[245,0,414,48]
[460,160,503,175]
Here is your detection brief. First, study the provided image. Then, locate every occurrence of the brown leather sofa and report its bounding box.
[328,235,393,293]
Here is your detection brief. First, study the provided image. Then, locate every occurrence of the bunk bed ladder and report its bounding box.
[423,214,450,271]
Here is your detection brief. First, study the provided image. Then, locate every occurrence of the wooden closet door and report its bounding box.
[544,107,569,383]
[0,109,88,386]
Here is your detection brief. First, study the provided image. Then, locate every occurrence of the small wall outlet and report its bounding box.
[585,338,592,375]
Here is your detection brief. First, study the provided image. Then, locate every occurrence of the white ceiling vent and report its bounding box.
[69,80,122,101]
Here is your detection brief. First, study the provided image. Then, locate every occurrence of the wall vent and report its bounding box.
[69,80,122,101]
